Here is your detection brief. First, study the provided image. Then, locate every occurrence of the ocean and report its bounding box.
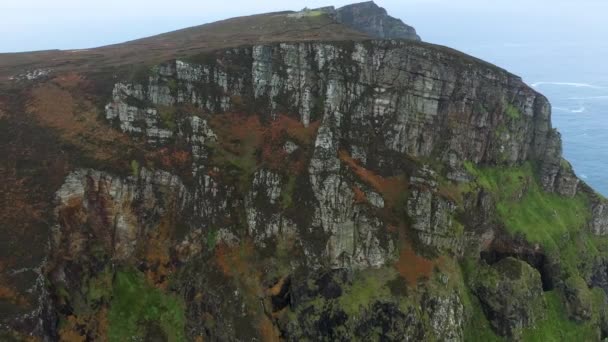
[456,42,608,197]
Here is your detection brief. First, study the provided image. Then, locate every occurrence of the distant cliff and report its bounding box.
[303,1,421,41]
[335,1,421,40]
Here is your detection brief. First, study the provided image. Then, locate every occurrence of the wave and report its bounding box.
[553,106,586,113]
[571,107,586,113]
[581,174,588,180]
[531,81,605,89]
[566,95,608,100]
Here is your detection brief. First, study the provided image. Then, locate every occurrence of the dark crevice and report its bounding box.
[481,250,554,291]
[271,277,292,312]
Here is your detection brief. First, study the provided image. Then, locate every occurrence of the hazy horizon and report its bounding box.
[2,0,608,53]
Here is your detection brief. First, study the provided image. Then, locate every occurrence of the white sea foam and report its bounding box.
[566,95,608,100]
[552,106,587,114]
[581,174,589,179]
[531,81,605,89]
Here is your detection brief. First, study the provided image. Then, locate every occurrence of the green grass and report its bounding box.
[86,267,113,304]
[297,9,325,17]
[280,175,297,209]
[130,160,140,177]
[463,294,505,342]
[338,268,397,316]
[521,291,598,341]
[108,270,186,342]
[459,259,505,341]
[206,229,218,250]
[158,106,177,131]
[505,103,522,120]
[465,163,590,252]
[167,79,179,94]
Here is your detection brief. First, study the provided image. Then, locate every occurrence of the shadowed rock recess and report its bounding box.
[1,2,608,341]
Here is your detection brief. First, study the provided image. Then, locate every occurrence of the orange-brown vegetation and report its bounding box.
[58,306,109,342]
[26,83,139,163]
[215,240,259,282]
[0,169,46,226]
[210,113,264,156]
[352,185,368,204]
[58,316,88,342]
[215,240,285,340]
[0,283,27,307]
[152,147,193,174]
[258,317,281,342]
[262,116,320,172]
[57,198,88,234]
[52,73,86,89]
[267,276,288,297]
[210,112,320,174]
[394,241,436,286]
[338,149,408,206]
[143,216,174,289]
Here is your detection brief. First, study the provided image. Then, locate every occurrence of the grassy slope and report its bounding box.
[521,291,598,341]
[108,270,186,341]
[460,162,608,340]
[464,162,590,252]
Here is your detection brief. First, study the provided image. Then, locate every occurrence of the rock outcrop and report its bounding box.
[474,258,546,339]
[334,1,421,41]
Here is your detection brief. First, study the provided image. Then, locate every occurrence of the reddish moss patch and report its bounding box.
[52,72,87,89]
[262,115,320,173]
[58,307,109,342]
[338,149,408,206]
[210,113,264,155]
[394,241,436,286]
[214,240,289,340]
[142,217,175,290]
[352,185,368,204]
[26,82,140,165]
[0,282,28,307]
[258,317,280,342]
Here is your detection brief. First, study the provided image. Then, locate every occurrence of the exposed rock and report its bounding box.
[245,169,297,245]
[354,302,424,341]
[474,258,546,338]
[53,168,190,260]
[104,40,555,174]
[179,116,217,174]
[590,199,608,236]
[563,276,595,322]
[284,140,300,154]
[407,169,462,254]
[334,2,421,41]
[105,82,174,144]
[9,68,52,81]
[537,130,580,197]
[423,292,465,341]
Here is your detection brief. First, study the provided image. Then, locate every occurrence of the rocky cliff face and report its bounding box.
[306,1,421,41]
[1,5,608,342]
[334,1,421,41]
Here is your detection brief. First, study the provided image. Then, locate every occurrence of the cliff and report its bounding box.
[334,1,421,41]
[1,3,608,342]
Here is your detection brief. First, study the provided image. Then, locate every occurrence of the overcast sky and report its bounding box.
[1,0,608,53]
